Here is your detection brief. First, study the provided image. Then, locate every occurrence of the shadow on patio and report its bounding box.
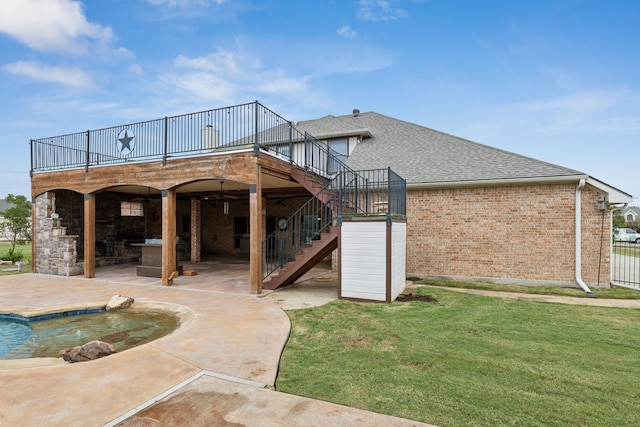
[91,257,338,305]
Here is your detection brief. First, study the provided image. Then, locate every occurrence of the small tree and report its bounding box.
[0,194,32,263]
[612,210,626,230]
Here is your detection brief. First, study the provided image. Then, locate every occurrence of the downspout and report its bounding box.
[575,179,597,297]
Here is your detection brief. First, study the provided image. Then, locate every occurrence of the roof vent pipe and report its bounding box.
[353,109,360,117]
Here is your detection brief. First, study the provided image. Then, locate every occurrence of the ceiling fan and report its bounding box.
[131,187,158,202]
[203,181,238,201]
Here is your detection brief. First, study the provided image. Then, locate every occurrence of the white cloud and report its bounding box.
[513,91,624,115]
[0,0,117,55]
[162,49,309,104]
[336,25,357,39]
[175,51,245,75]
[357,0,407,22]
[3,61,95,88]
[129,63,144,75]
[257,76,309,95]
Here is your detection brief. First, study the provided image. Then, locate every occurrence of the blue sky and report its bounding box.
[0,0,638,201]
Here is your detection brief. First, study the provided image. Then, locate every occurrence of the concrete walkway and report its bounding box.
[419,285,640,308]
[0,271,432,427]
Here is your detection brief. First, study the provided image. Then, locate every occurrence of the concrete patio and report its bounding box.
[0,262,432,426]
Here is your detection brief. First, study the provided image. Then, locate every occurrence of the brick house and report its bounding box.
[294,109,631,291]
[29,102,631,298]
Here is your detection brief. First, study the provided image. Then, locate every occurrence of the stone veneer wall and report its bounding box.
[34,192,82,276]
[406,183,610,287]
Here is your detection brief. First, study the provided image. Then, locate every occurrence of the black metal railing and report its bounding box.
[30,100,367,180]
[611,241,640,290]
[336,168,407,217]
[262,179,336,278]
[30,101,296,173]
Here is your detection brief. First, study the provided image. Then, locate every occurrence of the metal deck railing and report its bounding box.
[31,101,298,174]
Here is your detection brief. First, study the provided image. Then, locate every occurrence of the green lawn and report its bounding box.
[277,287,640,426]
[613,244,640,259]
[0,242,31,275]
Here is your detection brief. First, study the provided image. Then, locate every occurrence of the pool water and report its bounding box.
[0,307,180,360]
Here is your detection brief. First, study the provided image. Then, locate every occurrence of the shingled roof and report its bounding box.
[294,111,585,185]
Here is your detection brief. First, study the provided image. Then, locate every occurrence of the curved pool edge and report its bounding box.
[0,300,195,370]
[0,302,108,320]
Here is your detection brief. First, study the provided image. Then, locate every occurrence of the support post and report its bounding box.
[31,197,36,272]
[85,130,90,172]
[162,188,177,285]
[288,122,293,162]
[249,164,263,293]
[83,193,96,278]
[162,116,168,165]
[190,198,201,262]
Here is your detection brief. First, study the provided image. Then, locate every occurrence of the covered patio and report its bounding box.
[30,101,407,301]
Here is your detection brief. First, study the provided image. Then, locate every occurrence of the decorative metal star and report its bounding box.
[118,130,134,152]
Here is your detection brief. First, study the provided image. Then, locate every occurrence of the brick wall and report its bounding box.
[580,186,610,285]
[406,183,610,286]
[200,195,309,256]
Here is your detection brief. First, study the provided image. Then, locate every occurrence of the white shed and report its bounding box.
[339,216,406,302]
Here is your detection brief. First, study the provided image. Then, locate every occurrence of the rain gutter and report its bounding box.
[575,178,596,297]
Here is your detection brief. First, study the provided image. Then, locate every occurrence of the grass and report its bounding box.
[419,277,640,299]
[613,244,640,259]
[276,287,640,426]
[0,242,31,276]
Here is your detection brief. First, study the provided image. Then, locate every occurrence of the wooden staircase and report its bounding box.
[261,150,363,291]
[290,166,330,201]
[262,225,338,290]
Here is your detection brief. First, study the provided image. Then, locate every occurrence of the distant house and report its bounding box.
[0,199,11,217]
[0,199,11,242]
[619,206,640,225]
[28,101,632,296]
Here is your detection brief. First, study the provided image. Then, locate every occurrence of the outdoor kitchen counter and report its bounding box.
[131,242,181,277]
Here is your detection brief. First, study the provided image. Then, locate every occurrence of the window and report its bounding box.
[328,138,348,174]
[121,201,144,217]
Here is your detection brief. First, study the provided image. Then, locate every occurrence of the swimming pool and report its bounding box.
[0,303,187,361]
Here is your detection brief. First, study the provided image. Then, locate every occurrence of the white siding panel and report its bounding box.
[291,142,305,166]
[341,222,387,301]
[391,222,407,300]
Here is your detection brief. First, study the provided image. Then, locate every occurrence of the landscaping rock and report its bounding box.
[58,340,117,363]
[106,295,135,311]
